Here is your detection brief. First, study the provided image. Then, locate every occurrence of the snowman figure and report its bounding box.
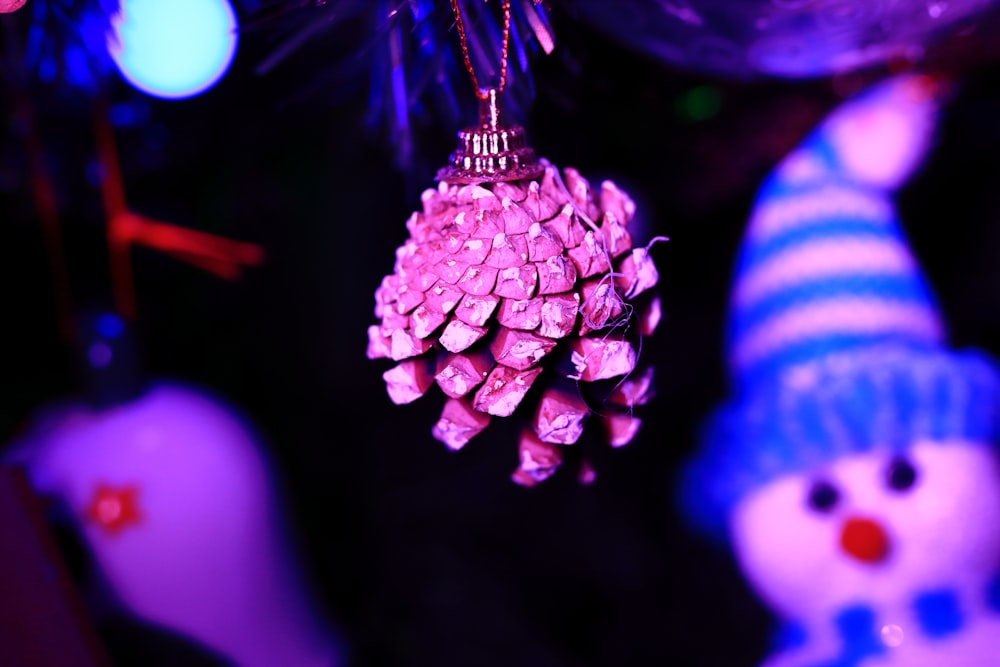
[682,75,1000,667]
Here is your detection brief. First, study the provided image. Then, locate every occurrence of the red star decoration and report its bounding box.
[84,483,143,535]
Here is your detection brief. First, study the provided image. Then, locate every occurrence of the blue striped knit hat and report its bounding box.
[681,76,1000,539]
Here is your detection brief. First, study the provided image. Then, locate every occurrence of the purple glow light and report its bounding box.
[87,342,113,369]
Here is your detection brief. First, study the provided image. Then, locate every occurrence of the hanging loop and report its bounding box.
[439,2,543,183]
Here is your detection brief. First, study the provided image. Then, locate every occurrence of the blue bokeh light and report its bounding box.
[96,313,125,340]
[108,0,239,100]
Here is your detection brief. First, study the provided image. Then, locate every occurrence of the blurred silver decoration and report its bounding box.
[565,0,1000,78]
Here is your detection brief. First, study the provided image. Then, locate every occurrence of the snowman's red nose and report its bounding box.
[839,516,890,563]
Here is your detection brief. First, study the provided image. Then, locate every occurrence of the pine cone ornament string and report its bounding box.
[366,93,663,485]
[366,0,659,487]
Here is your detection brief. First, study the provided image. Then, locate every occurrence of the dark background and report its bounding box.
[5,3,1000,665]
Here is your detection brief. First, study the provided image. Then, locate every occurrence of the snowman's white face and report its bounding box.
[729,441,1000,622]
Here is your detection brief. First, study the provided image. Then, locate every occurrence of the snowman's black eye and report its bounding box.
[807,479,840,513]
[886,456,918,492]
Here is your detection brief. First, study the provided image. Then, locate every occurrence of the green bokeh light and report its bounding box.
[677,85,722,122]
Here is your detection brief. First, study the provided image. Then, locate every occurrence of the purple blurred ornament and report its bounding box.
[7,382,342,667]
[565,0,1000,78]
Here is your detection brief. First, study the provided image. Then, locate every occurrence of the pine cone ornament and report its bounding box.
[367,163,661,485]
[367,89,661,486]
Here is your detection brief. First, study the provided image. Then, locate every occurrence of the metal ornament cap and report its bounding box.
[437,89,545,184]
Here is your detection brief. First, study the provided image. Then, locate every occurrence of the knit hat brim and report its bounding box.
[680,343,1000,540]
